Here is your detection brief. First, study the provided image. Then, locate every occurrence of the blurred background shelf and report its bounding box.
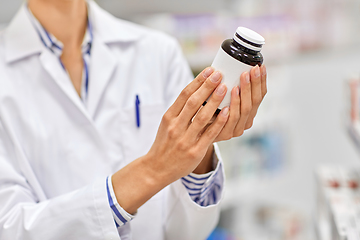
[217,47,360,240]
[2,0,360,239]
[348,122,360,155]
[316,167,360,240]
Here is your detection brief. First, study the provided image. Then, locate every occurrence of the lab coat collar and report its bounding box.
[4,0,143,64]
[4,6,43,63]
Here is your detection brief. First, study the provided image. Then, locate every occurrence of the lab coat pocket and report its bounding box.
[118,103,165,165]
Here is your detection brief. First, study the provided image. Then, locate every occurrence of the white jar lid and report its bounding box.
[233,27,265,51]
[236,27,265,45]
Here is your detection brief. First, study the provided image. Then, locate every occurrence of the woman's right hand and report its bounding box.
[145,67,230,183]
[111,67,230,214]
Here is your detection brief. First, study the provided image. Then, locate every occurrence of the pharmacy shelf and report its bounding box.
[317,219,331,240]
[222,173,305,210]
[96,0,226,19]
[316,167,360,240]
[348,122,360,154]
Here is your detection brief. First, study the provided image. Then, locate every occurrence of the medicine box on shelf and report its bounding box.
[316,167,360,240]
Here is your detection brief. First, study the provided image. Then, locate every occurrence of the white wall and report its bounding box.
[96,0,229,19]
[0,0,23,24]
[0,0,229,24]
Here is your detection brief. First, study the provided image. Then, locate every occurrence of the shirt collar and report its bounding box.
[4,0,143,63]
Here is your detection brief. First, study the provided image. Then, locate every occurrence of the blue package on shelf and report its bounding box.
[207,228,238,240]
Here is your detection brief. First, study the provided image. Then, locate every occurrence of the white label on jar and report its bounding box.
[210,47,253,109]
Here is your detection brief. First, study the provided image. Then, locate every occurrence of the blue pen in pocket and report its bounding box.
[135,95,140,128]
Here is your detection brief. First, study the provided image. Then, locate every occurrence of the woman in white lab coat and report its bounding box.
[0,0,267,239]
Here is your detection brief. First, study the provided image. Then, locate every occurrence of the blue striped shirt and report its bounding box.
[26,7,92,103]
[27,7,224,230]
[181,161,223,206]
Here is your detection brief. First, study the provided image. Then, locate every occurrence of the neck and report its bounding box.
[28,0,88,48]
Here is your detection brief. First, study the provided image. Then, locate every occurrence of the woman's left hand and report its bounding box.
[214,64,267,142]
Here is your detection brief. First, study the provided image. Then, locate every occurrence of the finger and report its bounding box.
[178,71,222,124]
[167,67,214,117]
[214,86,240,141]
[245,65,262,129]
[245,64,267,129]
[234,72,252,136]
[197,107,229,148]
[261,64,267,98]
[187,83,227,139]
[250,65,262,108]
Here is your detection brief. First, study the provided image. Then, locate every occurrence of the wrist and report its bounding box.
[192,144,214,174]
[138,153,172,189]
[140,151,177,187]
[111,154,168,214]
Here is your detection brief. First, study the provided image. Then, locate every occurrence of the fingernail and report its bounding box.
[245,73,250,83]
[216,83,226,95]
[221,107,229,116]
[210,71,221,83]
[262,65,267,76]
[203,67,214,78]
[234,86,239,95]
[254,65,260,78]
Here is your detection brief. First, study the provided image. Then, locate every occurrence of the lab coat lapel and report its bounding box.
[86,0,143,118]
[5,4,93,124]
[87,38,117,118]
[39,50,93,123]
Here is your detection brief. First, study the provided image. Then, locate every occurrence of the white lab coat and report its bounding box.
[0,1,224,240]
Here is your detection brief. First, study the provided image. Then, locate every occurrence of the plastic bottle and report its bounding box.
[211,27,265,110]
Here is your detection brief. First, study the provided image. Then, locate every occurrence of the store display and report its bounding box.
[316,167,360,240]
[2,0,360,239]
[347,76,360,151]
